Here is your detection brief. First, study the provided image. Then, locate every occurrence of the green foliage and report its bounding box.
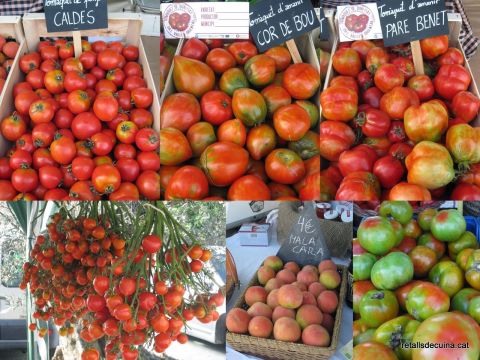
[165,201,226,247]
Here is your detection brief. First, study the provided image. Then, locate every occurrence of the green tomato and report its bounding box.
[405,282,450,321]
[372,315,420,360]
[417,208,437,231]
[451,288,480,314]
[359,289,399,328]
[353,253,377,281]
[431,209,466,242]
[466,249,480,290]
[379,201,413,225]
[371,252,414,290]
[389,218,405,246]
[429,260,464,297]
[448,231,478,260]
[354,328,376,346]
[358,216,397,255]
[468,296,480,323]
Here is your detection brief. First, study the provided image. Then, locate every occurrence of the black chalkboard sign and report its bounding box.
[249,0,320,53]
[377,0,449,47]
[319,7,329,41]
[277,202,331,267]
[44,0,108,33]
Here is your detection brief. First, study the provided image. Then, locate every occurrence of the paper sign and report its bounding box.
[249,0,320,53]
[319,7,329,40]
[43,0,108,33]
[277,202,331,267]
[160,2,250,40]
[336,3,383,42]
[377,0,449,47]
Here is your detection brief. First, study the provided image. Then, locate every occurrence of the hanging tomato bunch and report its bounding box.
[21,202,224,360]
[320,35,480,201]
[160,38,320,200]
[0,38,159,201]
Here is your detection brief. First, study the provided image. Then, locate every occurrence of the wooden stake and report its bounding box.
[410,40,424,75]
[73,31,82,58]
[286,39,302,64]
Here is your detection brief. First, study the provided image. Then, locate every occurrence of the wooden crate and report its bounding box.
[321,12,480,125]
[226,263,348,360]
[0,16,26,156]
[19,13,160,132]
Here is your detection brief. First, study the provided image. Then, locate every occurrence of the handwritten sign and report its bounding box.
[277,202,331,267]
[43,0,108,33]
[160,2,249,39]
[336,3,383,42]
[249,0,320,53]
[319,7,329,41]
[377,0,449,47]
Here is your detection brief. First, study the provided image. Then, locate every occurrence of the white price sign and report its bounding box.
[160,2,250,40]
[336,3,383,42]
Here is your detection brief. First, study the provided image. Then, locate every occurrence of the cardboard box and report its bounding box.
[238,223,271,246]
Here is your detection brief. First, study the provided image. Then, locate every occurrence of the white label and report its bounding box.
[161,2,250,40]
[336,3,383,42]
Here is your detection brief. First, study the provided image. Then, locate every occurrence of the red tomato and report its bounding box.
[91,164,121,193]
[9,149,32,170]
[122,45,139,61]
[116,121,138,144]
[338,146,376,176]
[50,136,76,165]
[227,175,271,200]
[181,38,209,61]
[72,113,102,140]
[137,152,160,171]
[32,122,56,148]
[97,49,124,71]
[265,149,305,184]
[123,76,146,92]
[407,75,435,101]
[91,132,114,156]
[15,90,40,115]
[1,113,27,141]
[374,63,405,93]
[39,165,62,189]
[79,50,97,69]
[273,104,310,141]
[64,71,87,92]
[373,155,405,189]
[20,52,42,73]
[26,69,45,89]
[116,158,140,182]
[29,99,55,124]
[131,87,153,109]
[72,156,95,180]
[420,35,449,60]
[332,48,362,77]
[336,171,380,201]
[433,64,471,100]
[0,180,17,200]
[451,91,480,122]
[93,92,119,122]
[136,170,159,200]
[12,168,38,193]
[165,165,209,200]
[319,121,356,161]
[354,108,390,138]
[67,90,91,114]
[135,128,159,152]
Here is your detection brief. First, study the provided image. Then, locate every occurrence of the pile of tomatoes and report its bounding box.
[0,36,20,93]
[353,201,480,359]
[160,37,320,200]
[320,35,480,201]
[22,205,224,360]
[0,38,159,200]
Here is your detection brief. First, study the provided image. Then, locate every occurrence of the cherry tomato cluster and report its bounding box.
[0,35,20,93]
[160,37,320,200]
[21,206,224,360]
[0,38,159,200]
[354,201,480,359]
[320,35,480,201]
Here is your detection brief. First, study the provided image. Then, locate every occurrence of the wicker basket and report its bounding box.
[226,265,348,360]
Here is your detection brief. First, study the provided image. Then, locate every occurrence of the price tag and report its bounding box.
[43,0,108,33]
[377,0,449,47]
[277,202,331,267]
[160,2,250,40]
[336,3,383,42]
[249,0,320,53]
[319,7,329,40]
